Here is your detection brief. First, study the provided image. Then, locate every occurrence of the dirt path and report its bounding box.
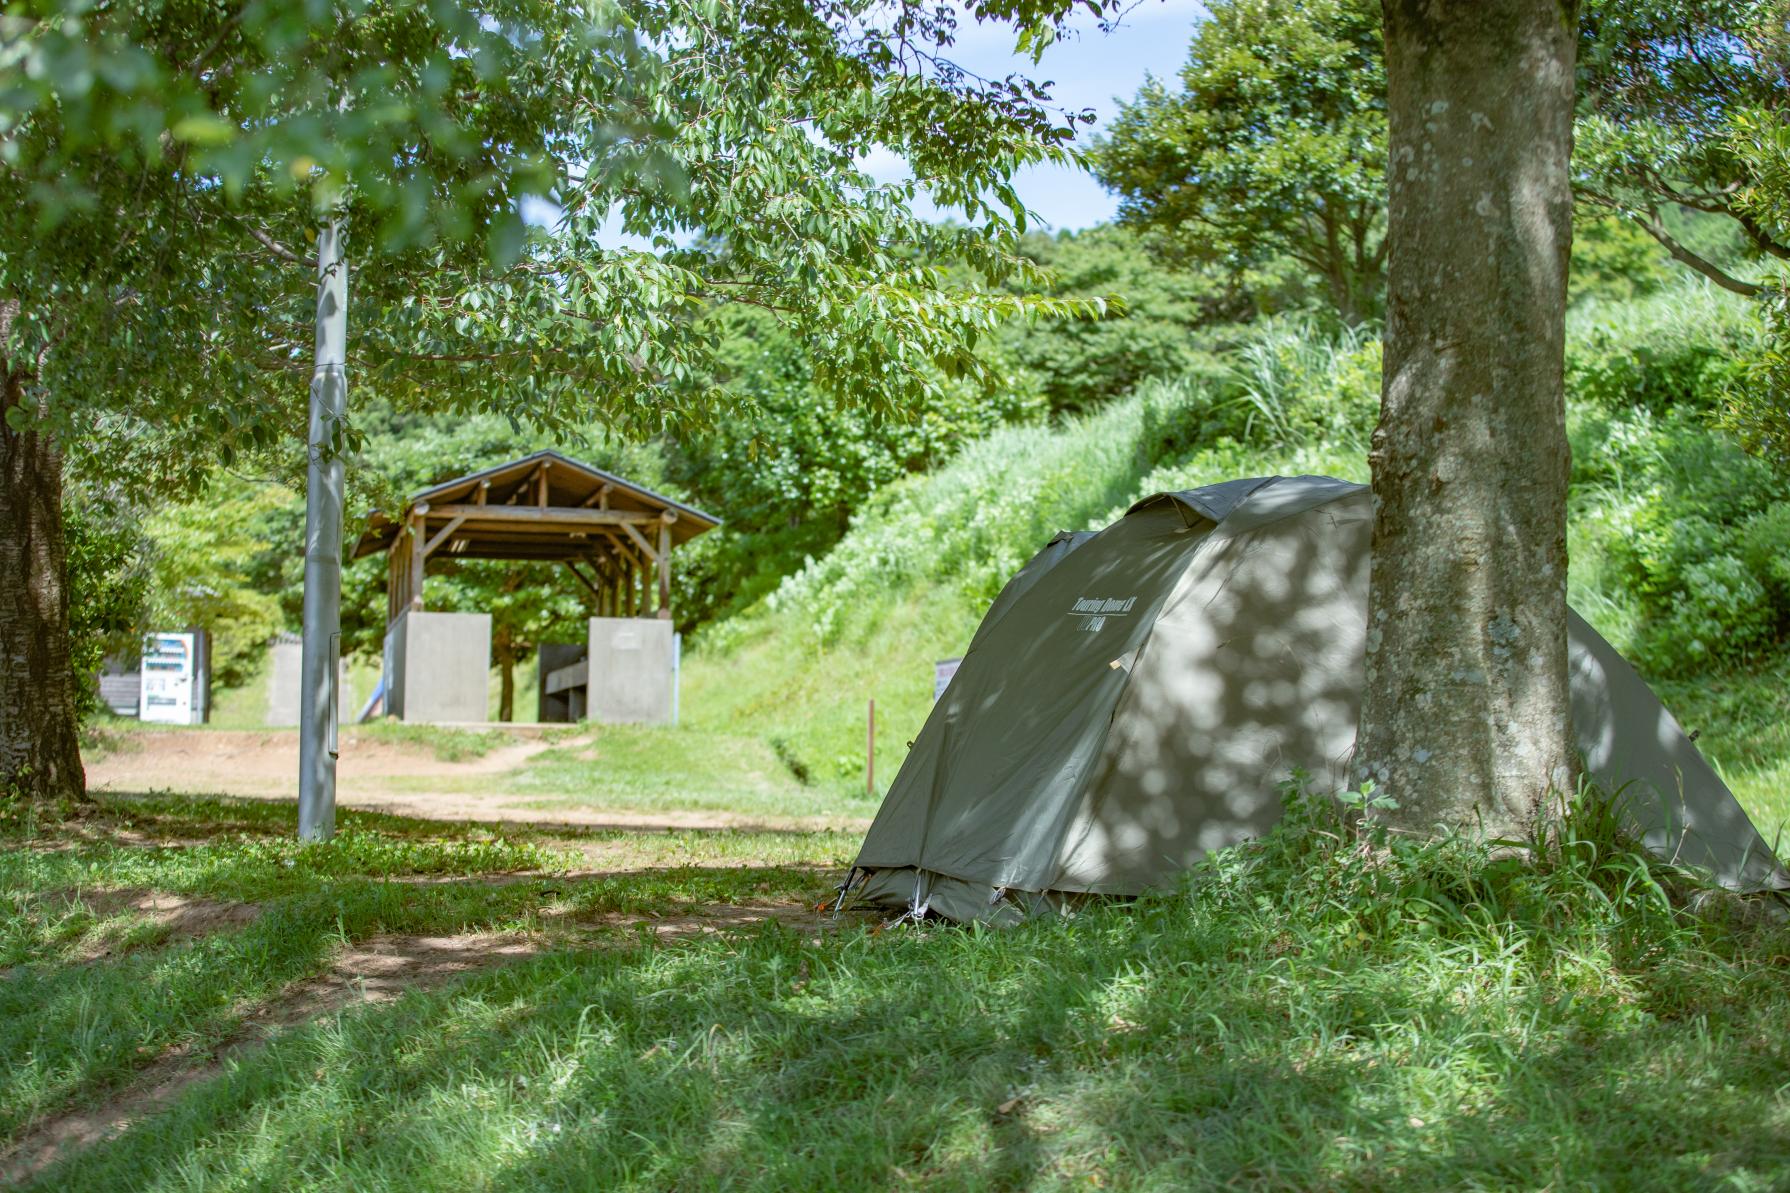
[85,728,555,798]
[85,730,870,834]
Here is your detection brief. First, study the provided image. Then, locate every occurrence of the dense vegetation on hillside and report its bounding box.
[676,279,1790,841]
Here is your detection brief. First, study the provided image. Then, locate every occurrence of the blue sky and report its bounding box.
[539,2,1204,243]
[863,0,1206,231]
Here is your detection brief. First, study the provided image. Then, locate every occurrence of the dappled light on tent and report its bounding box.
[847,476,1790,924]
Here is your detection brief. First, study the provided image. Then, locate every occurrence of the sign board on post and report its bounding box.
[933,657,962,702]
[139,631,207,725]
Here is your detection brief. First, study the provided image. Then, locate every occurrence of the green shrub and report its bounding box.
[1574,405,1790,674]
[1660,555,1777,668]
[64,497,152,718]
[1229,317,1380,451]
[1567,283,1760,413]
[1740,503,1790,598]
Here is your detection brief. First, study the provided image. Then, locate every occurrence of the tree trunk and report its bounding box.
[496,638,515,723]
[1356,0,1578,841]
[0,301,87,802]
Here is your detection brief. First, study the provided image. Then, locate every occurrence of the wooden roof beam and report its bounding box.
[421,515,466,558]
[621,520,660,564]
[424,504,659,527]
[562,559,604,601]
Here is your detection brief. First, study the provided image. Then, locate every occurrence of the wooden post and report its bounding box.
[386,541,399,625]
[409,506,427,610]
[867,698,875,797]
[656,519,672,618]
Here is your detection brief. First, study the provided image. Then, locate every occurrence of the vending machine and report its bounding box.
[138,631,209,725]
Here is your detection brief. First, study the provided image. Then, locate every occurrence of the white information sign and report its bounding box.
[139,632,203,725]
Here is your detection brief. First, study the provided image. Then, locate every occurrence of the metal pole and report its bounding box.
[298,217,347,842]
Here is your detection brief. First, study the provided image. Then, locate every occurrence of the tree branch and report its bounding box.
[237,221,317,268]
[1733,207,1790,261]
[1632,206,1764,296]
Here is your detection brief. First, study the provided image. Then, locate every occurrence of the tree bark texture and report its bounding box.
[0,300,87,801]
[1357,0,1578,840]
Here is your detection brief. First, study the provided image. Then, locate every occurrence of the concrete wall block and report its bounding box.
[386,611,492,723]
[586,617,675,725]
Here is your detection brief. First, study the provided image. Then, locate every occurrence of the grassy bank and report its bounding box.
[675,283,1790,844]
[7,792,1790,1190]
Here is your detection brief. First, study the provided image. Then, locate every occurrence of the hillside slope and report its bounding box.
[679,285,1790,839]
[679,376,1366,809]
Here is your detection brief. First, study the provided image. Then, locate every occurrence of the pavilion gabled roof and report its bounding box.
[351,450,720,562]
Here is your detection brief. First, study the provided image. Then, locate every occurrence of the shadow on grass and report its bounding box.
[1,838,836,1156]
[21,895,1790,1191]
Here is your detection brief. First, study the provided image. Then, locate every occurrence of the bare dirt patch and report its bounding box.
[84,729,867,834]
[85,729,556,802]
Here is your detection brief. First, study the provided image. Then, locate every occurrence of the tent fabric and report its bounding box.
[848,475,1790,921]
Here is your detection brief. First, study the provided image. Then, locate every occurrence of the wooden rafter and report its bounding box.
[621,520,660,563]
[422,515,466,558]
[426,504,658,527]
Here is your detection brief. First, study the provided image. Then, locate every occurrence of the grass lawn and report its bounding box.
[496,725,882,822]
[5,789,1790,1191]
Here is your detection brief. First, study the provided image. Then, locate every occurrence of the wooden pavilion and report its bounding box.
[352,450,720,627]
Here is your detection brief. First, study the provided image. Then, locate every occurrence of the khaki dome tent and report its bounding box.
[845,475,1790,924]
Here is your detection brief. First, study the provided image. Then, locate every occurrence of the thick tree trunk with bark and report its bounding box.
[0,301,86,802]
[1356,0,1579,840]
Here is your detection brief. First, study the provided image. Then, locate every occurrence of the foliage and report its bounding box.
[1724,282,1790,472]
[1093,0,1386,326]
[690,282,1790,794]
[1574,2,1790,471]
[60,497,151,718]
[992,225,1278,412]
[1227,316,1379,451]
[1567,281,1763,413]
[761,379,1216,642]
[666,308,1045,628]
[6,0,1118,491]
[1572,403,1790,675]
[688,339,1371,790]
[1569,212,1678,305]
[12,789,1790,1189]
[139,483,294,690]
[1576,0,1789,297]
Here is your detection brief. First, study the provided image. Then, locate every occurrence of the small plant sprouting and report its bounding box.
[1336,780,1399,813]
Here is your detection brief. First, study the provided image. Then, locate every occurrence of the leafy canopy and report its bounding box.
[1,0,1120,490]
[1091,0,1386,326]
